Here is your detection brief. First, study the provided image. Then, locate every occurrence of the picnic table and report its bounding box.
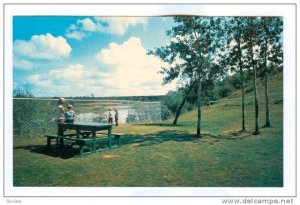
[45,122,123,156]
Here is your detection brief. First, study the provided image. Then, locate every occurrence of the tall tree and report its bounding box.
[220,17,249,131]
[257,17,283,128]
[149,16,224,136]
[244,17,260,135]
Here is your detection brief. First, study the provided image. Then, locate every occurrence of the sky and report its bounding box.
[13,16,178,97]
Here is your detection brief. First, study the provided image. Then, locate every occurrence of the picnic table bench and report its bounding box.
[45,122,123,156]
[96,131,123,146]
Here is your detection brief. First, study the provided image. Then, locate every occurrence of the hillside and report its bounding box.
[226,71,283,102]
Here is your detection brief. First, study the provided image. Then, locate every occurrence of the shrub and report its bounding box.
[13,99,57,138]
[161,104,173,120]
[218,83,233,98]
[161,90,194,120]
[227,74,242,89]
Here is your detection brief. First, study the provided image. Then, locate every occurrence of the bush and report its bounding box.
[161,90,193,120]
[213,80,233,99]
[13,99,57,138]
[227,74,242,89]
[245,86,254,93]
[218,84,233,98]
[13,88,34,98]
[161,104,173,120]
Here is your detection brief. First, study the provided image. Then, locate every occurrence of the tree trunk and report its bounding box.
[196,72,202,137]
[264,72,271,127]
[248,18,259,135]
[263,41,271,128]
[173,82,194,125]
[250,46,260,135]
[240,66,246,132]
[237,38,246,132]
[253,81,259,135]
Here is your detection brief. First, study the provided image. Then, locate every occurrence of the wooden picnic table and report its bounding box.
[59,122,112,139]
[46,122,123,156]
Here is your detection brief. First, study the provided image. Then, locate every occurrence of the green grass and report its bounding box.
[13,104,283,187]
[13,73,283,187]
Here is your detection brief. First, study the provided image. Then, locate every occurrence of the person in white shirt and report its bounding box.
[56,98,66,142]
[57,98,66,123]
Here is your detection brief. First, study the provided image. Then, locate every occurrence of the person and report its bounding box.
[108,108,113,124]
[57,97,66,124]
[114,109,119,126]
[65,104,76,123]
[56,97,66,144]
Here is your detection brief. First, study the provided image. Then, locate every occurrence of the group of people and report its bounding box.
[108,108,119,126]
[56,97,76,123]
[56,97,119,126]
[56,97,76,137]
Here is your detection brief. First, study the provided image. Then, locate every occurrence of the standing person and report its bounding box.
[56,98,66,144]
[108,108,113,124]
[114,109,119,126]
[65,104,76,123]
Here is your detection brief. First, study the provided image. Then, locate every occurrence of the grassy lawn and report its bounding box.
[13,100,283,187]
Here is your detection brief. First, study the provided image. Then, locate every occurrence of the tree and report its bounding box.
[219,17,249,131]
[13,88,34,98]
[149,16,225,136]
[256,17,283,128]
[244,17,260,135]
[172,80,196,125]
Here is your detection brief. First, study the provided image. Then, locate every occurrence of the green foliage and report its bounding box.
[227,74,242,89]
[13,100,57,138]
[127,102,162,123]
[149,17,234,134]
[160,104,173,120]
[216,82,233,98]
[13,88,34,98]
[161,90,193,120]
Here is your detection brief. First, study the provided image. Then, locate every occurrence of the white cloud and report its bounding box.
[13,33,72,70]
[13,56,35,70]
[23,37,176,97]
[78,18,98,32]
[25,64,113,97]
[68,24,77,30]
[27,74,52,87]
[94,17,148,35]
[65,17,148,40]
[95,37,176,96]
[96,37,146,65]
[14,33,72,60]
[49,64,85,82]
[65,30,86,40]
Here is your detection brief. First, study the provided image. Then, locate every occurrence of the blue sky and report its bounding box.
[13,16,177,97]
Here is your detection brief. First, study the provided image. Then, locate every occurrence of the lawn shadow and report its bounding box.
[14,130,254,158]
[121,129,254,148]
[221,130,254,139]
[14,144,81,159]
[136,123,186,127]
[122,130,205,147]
[197,130,254,144]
